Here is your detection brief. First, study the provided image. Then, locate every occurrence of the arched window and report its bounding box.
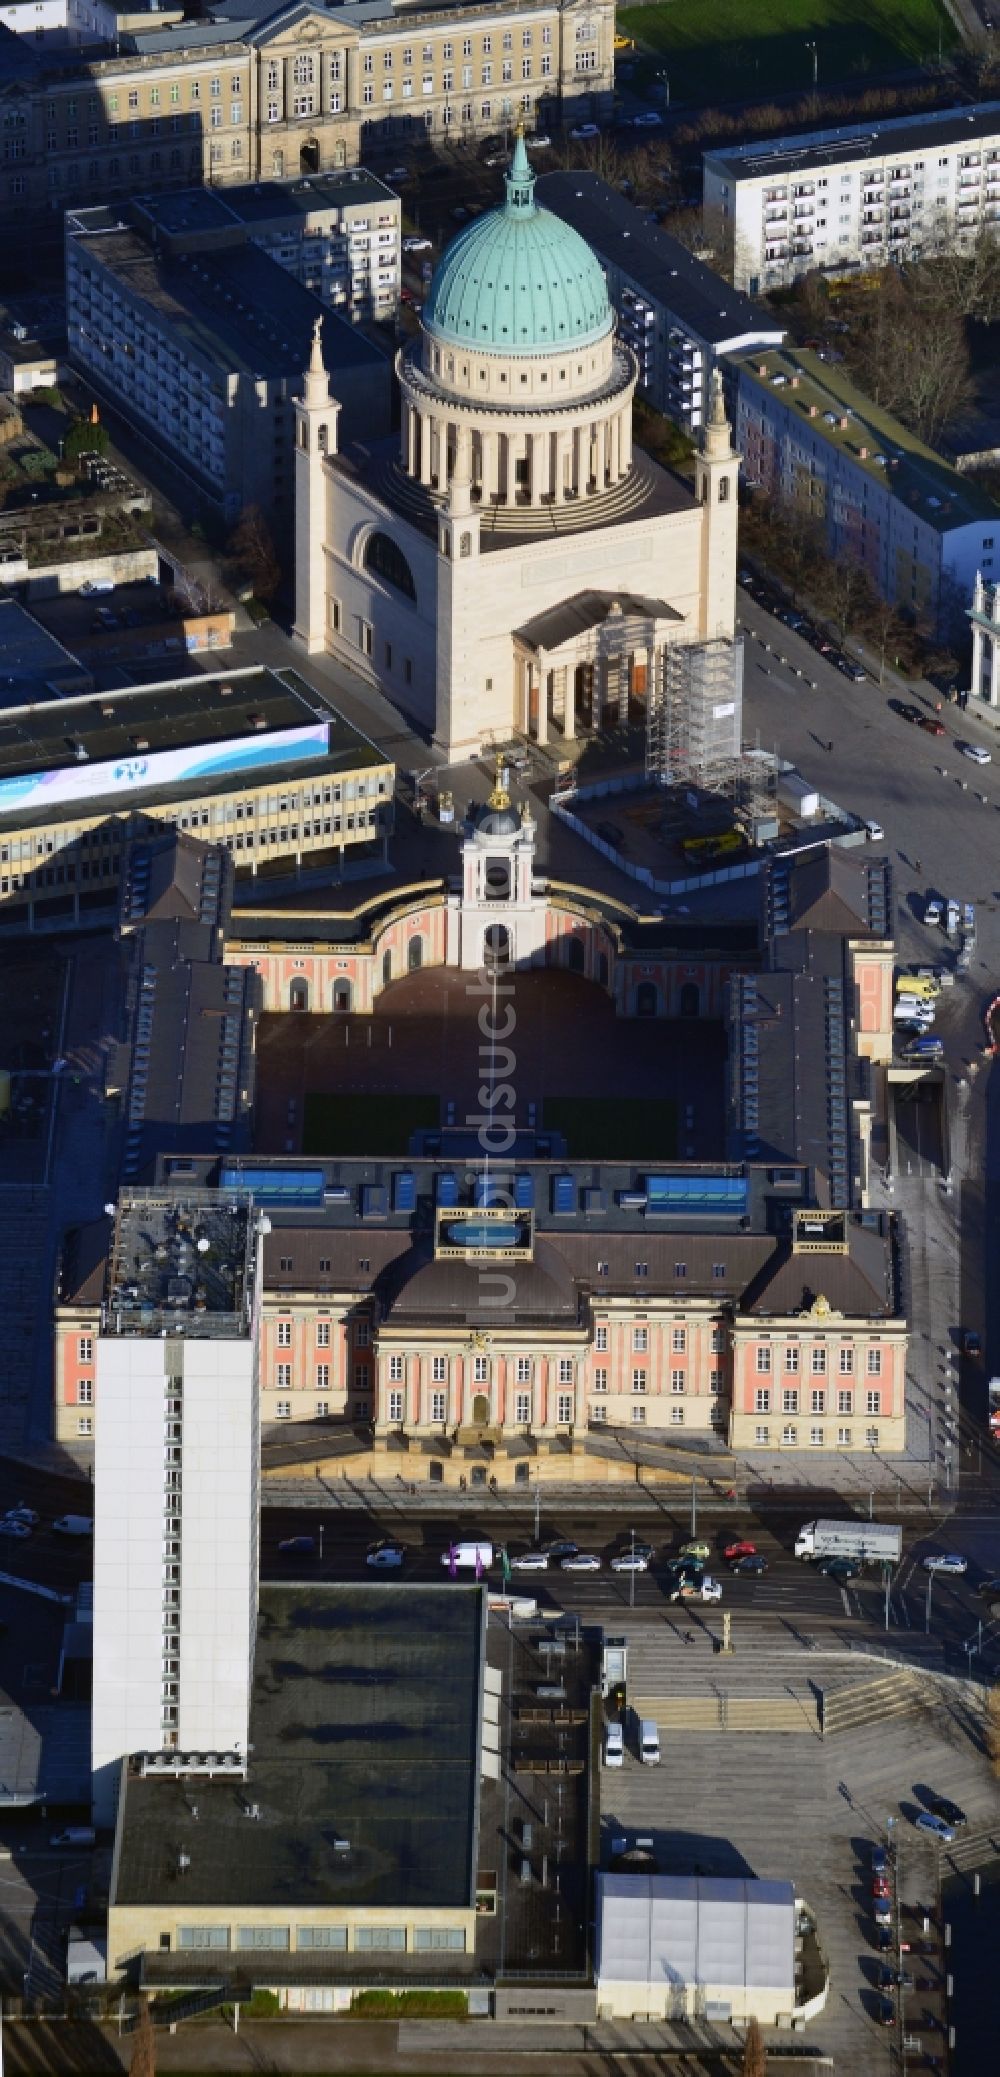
[289,978,309,1012]
[565,935,585,974]
[636,981,657,1018]
[407,935,423,972]
[364,531,416,600]
[382,948,392,987]
[332,980,352,1012]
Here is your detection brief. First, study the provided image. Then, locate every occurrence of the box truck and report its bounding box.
[795,1519,902,1565]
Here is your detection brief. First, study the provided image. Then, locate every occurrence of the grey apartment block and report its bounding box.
[65,201,390,535]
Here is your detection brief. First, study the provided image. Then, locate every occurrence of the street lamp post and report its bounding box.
[805,39,818,89]
[629,1524,636,1610]
[318,1523,325,1564]
[534,1481,541,1547]
[925,1570,935,1635]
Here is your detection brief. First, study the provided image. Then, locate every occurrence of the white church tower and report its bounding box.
[293,318,340,654]
[694,366,740,642]
[450,756,546,970]
[435,422,483,758]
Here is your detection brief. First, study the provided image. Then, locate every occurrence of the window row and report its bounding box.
[274,1320,345,1348]
[755,1345,883,1375]
[754,1388,883,1415]
[753,1425,882,1448]
[176,1923,464,1952]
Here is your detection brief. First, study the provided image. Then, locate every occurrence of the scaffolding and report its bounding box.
[646,636,773,829]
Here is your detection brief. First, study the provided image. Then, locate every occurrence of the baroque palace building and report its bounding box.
[0,0,614,237]
[294,130,742,758]
[53,807,905,1469]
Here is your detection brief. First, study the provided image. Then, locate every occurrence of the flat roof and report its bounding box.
[113,1584,484,1912]
[732,346,1000,532]
[133,169,398,242]
[67,218,387,382]
[705,99,1000,182]
[0,598,91,707]
[0,666,388,831]
[537,172,783,349]
[596,1873,795,1994]
[106,1187,256,1336]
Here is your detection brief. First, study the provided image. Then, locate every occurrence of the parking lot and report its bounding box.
[601,1687,993,2069]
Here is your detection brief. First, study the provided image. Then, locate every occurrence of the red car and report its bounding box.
[723,1540,757,1561]
[919,716,947,737]
[872,1874,891,1899]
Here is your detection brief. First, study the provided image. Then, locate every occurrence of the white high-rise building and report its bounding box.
[92,1190,262,1824]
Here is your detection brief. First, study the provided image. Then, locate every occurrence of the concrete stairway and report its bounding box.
[816,1669,924,1737]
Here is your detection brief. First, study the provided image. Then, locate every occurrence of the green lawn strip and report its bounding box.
[544,1096,677,1160]
[302,1091,438,1157]
[618,0,956,101]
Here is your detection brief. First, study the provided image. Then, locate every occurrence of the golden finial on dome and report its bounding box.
[488,752,511,811]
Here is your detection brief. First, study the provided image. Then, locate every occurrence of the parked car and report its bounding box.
[874,1922,894,1951]
[914,1811,956,1841]
[902,1036,944,1058]
[872,1873,891,1899]
[961,741,992,764]
[871,1844,889,1875]
[976,1576,1000,1599]
[603,1721,624,1767]
[366,1541,405,1569]
[817,1556,859,1580]
[402,235,432,254]
[889,699,923,723]
[632,110,662,126]
[961,1330,982,1357]
[927,1796,967,1827]
[919,716,947,736]
[278,1535,315,1555]
[922,1552,967,1575]
[610,1551,649,1573]
[864,819,885,842]
[731,1554,767,1575]
[527,132,552,147]
[616,1539,653,1562]
[543,1539,579,1561]
[723,1540,757,1560]
[509,1550,550,1572]
[570,123,601,139]
[923,897,943,927]
[560,1551,601,1572]
[52,1515,93,1536]
[679,1539,711,1560]
[3,1505,39,1527]
[0,1517,31,1539]
[874,1995,895,2026]
[873,1894,893,1924]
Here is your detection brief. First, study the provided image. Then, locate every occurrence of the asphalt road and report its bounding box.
[259,1500,1000,1663]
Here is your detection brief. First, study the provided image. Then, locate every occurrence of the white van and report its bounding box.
[945,900,961,936]
[440,1539,493,1571]
[639,1719,661,1765]
[603,1722,624,1768]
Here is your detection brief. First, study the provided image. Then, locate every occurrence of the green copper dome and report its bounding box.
[423,135,612,357]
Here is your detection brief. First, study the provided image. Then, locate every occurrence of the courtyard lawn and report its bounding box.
[544,1096,677,1161]
[617,0,957,105]
[303,1091,439,1157]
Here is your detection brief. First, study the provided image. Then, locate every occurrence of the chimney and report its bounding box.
[807,404,818,418]
[858,445,869,460]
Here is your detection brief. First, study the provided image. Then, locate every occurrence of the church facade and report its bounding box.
[293,136,742,761]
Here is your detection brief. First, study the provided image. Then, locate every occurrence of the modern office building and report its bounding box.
[0,665,395,931]
[0,0,614,242]
[537,171,784,434]
[106,1584,488,1985]
[65,206,390,531]
[131,168,401,325]
[704,101,1000,295]
[92,1186,263,1823]
[730,345,1000,630]
[294,137,742,761]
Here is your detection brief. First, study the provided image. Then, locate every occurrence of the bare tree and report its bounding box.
[742,2014,767,2077]
[816,552,874,648]
[986,1684,1000,1778]
[224,504,281,602]
[128,1999,156,2077]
